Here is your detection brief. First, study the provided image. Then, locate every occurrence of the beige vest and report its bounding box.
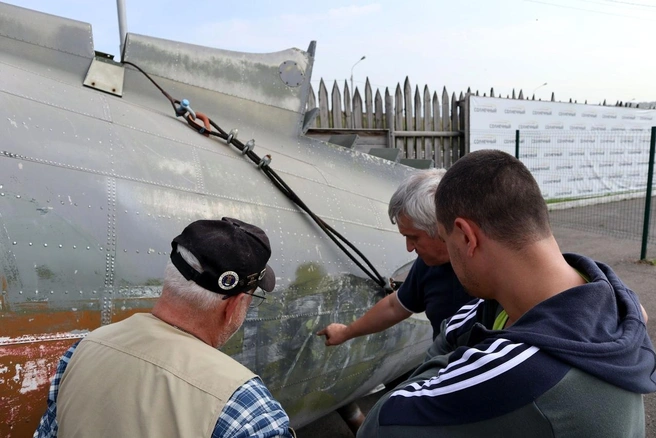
[57,313,255,437]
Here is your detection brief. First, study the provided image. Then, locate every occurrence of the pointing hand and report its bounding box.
[317,323,349,346]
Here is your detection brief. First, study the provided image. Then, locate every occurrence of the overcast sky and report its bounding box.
[6,0,656,105]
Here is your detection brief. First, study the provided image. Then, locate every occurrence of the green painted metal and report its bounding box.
[640,127,655,260]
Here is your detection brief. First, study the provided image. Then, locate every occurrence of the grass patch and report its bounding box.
[546,189,645,205]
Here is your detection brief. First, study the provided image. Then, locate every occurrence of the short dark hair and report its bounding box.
[434,150,551,249]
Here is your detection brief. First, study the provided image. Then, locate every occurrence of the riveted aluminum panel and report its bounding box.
[0,2,93,58]
[0,3,432,436]
[123,33,310,114]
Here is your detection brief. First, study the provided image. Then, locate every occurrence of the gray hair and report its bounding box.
[163,245,224,310]
[388,168,447,237]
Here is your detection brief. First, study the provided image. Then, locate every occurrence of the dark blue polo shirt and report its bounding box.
[396,258,472,339]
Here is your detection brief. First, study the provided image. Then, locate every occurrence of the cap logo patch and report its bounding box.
[258,268,267,280]
[218,271,239,290]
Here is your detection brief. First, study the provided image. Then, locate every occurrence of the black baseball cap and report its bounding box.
[170,218,275,296]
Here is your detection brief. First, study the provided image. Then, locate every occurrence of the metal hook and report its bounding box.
[258,154,272,168]
[227,128,238,145]
[177,99,196,119]
[242,139,255,155]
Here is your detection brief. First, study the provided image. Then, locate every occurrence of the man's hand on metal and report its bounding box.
[317,324,350,346]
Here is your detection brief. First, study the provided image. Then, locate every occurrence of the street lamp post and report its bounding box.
[350,56,366,93]
[532,82,548,97]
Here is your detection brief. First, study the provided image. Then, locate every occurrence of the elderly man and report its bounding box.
[317,168,471,346]
[34,218,293,438]
[357,150,656,437]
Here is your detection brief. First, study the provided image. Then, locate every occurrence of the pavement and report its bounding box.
[297,221,656,437]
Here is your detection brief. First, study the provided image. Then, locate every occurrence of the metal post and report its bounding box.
[116,0,128,59]
[336,402,365,435]
[515,130,520,159]
[464,92,471,155]
[350,56,365,95]
[640,127,655,260]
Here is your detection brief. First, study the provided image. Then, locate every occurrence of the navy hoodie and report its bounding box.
[375,253,656,427]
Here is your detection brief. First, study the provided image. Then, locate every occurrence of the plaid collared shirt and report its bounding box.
[34,341,292,438]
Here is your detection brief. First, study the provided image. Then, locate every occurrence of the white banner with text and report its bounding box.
[468,96,655,201]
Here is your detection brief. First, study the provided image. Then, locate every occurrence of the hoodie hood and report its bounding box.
[492,253,656,393]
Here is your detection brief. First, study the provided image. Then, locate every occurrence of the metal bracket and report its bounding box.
[83,52,125,97]
[302,108,319,134]
[369,148,401,162]
[328,134,359,149]
[400,158,435,169]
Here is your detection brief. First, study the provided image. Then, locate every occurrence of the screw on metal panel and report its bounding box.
[73,246,76,249]
[59,244,62,248]
[12,242,16,245]
[29,242,32,246]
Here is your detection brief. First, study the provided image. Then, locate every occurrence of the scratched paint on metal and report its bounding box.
[0,2,429,436]
[0,339,82,433]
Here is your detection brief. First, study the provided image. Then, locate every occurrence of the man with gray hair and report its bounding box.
[317,168,471,346]
[357,150,655,437]
[34,218,294,438]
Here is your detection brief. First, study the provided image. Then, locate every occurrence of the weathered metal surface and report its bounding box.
[0,2,93,58]
[123,32,310,113]
[0,2,432,436]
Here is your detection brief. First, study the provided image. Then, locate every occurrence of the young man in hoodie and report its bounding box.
[358,149,656,437]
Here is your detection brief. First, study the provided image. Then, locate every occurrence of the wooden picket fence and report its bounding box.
[305,77,466,168]
[304,77,654,168]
